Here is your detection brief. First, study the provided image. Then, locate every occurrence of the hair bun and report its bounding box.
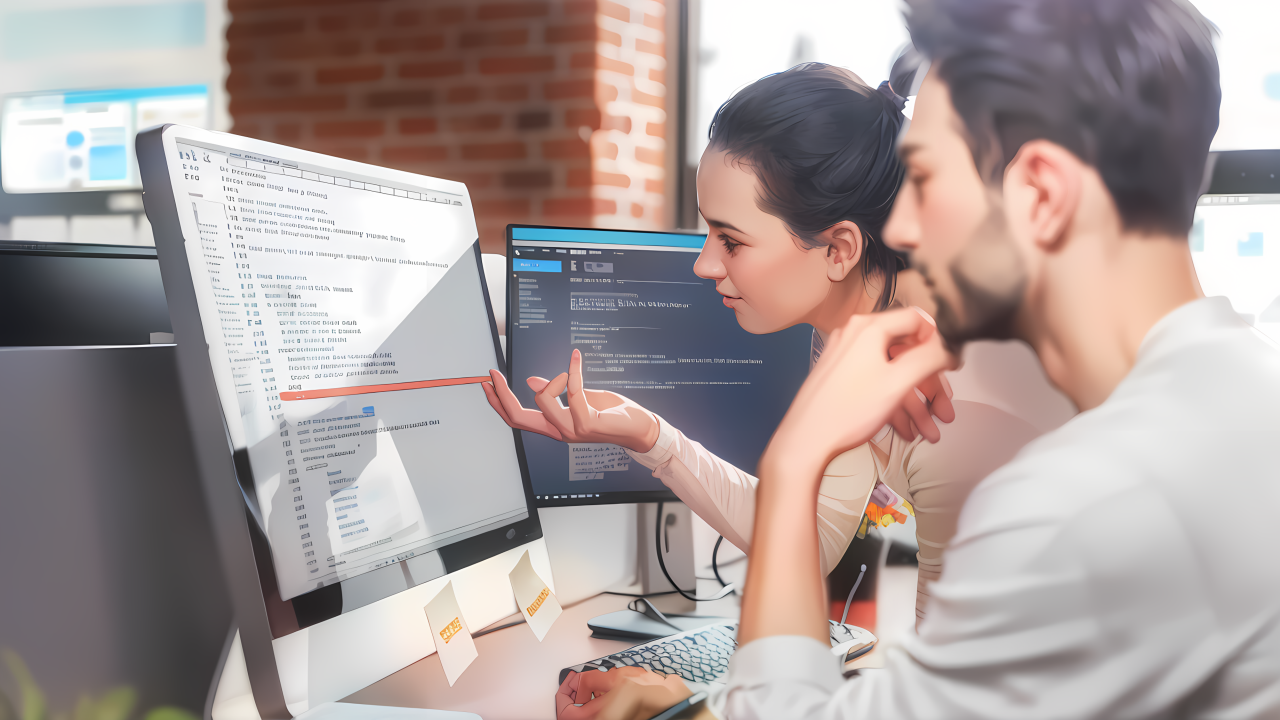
[876,81,907,113]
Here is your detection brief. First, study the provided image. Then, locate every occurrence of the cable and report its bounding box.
[603,590,680,598]
[472,618,525,639]
[839,564,868,626]
[655,502,735,602]
[712,535,729,588]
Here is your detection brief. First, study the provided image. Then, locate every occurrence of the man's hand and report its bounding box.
[483,348,661,453]
[556,668,693,720]
[769,307,956,473]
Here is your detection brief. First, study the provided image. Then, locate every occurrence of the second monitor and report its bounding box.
[507,225,811,506]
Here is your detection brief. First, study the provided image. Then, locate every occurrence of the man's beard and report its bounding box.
[916,207,1027,354]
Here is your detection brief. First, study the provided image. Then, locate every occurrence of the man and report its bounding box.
[559,0,1280,717]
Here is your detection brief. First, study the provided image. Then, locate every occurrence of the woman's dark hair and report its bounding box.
[707,62,910,311]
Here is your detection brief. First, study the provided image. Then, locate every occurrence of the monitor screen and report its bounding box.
[155,128,536,630]
[2,85,209,193]
[507,225,811,506]
[1191,194,1280,343]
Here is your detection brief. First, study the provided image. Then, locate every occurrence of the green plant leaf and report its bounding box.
[1,687,19,720]
[1,650,46,720]
[71,697,94,720]
[89,688,134,720]
[140,708,199,720]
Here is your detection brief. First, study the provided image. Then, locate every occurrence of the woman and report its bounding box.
[485,63,1040,624]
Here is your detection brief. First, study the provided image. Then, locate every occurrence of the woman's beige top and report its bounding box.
[625,394,1040,621]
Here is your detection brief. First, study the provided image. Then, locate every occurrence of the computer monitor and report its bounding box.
[2,84,209,194]
[506,225,811,507]
[1192,150,1280,344]
[137,125,545,716]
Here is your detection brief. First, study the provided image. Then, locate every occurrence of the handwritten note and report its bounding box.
[508,550,563,641]
[569,443,631,481]
[423,581,478,686]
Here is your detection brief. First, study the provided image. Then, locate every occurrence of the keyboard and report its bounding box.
[560,620,877,693]
[560,622,738,691]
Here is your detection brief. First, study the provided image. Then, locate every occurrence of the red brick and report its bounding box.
[226,46,254,63]
[496,84,530,101]
[600,29,622,46]
[367,90,435,108]
[477,2,549,20]
[266,71,300,88]
[390,9,421,26]
[448,86,482,104]
[460,29,529,48]
[503,170,553,189]
[598,83,619,102]
[636,39,664,56]
[435,6,466,23]
[318,15,349,33]
[649,68,665,83]
[564,0,596,15]
[449,114,503,132]
[645,178,664,194]
[631,202,645,218]
[231,122,262,138]
[517,111,551,129]
[646,122,665,138]
[633,88,664,108]
[545,24,593,43]
[270,39,361,60]
[542,138,591,159]
[318,146,369,161]
[462,142,527,160]
[225,72,254,91]
[545,79,594,100]
[314,120,384,139]
[453,172,497,189]
[635,146,664,166]
[400,60,464,78]
[567,168,592,187]
[230,95,346,114]
[227,18,303,40]
[596,141,619,160]
[382,145,449,163]
[566,108,602,129]
[586,170,630,188]
[544,198,616,216]
[571,53,633,76]
[479,56,555,75]
[276,122,301,142]
[317,65,384,84]
[399,117,439,134]
[644,12,664,30]
[599,0,630,22]
[475,198,532,215]
[604,115,631,132]
[376,35,446,54]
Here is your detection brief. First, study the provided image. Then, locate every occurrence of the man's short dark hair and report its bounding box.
[906,0,1220,236]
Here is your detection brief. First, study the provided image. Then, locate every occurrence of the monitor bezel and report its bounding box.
[1204,150,1280,196]
[139,125,544,717]
[505,222,721,508]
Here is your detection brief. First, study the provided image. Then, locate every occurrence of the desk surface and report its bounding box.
[343,567,919,719]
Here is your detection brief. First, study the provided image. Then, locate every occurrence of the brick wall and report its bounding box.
[225,0,671,254]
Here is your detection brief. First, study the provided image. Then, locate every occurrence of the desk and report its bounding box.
[343,567,919,719]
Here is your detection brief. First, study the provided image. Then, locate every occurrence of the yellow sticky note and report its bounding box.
[423,581,478,686]
[508,550,563,641]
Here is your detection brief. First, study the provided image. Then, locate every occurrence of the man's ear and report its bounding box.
[1004,140,1083,251]
[817,221,865,282]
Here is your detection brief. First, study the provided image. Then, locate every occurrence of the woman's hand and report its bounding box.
[556,668,694,720]
[483,348,661,454]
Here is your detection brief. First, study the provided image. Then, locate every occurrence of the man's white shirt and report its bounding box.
[724,297,1280,719]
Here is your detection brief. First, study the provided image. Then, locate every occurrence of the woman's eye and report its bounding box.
[719,233,742,254]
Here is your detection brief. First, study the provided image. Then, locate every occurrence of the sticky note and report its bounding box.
[423,581,478,686]
[509,550,563,641]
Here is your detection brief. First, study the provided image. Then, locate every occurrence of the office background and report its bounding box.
[0,0,1276,717]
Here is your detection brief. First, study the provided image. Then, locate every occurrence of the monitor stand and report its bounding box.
[636,502,697,613]
[207,628,479,720]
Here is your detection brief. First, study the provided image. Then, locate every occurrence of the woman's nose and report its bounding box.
[693,238,726,280]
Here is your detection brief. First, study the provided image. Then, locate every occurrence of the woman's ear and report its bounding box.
[818,221,865,282]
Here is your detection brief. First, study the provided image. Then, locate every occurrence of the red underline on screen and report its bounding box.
[280,376,491,401]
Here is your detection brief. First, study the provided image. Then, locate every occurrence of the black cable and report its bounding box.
[472,618,525,638]
[712,535,729,588]
[656,502,734,602]
[603,590,679,598]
